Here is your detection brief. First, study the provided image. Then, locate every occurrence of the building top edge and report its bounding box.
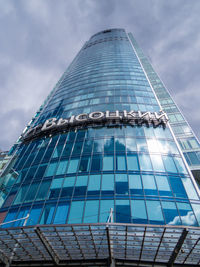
[90,28,125,39]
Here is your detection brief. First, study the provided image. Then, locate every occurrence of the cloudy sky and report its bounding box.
[0,0,200,151]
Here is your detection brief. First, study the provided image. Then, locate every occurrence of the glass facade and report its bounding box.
[128,33,200,187]
[0,28,200,228]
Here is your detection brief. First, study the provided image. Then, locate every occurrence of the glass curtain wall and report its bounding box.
[0,29,200,228]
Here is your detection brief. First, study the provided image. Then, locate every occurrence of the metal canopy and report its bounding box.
[0,223,199,266]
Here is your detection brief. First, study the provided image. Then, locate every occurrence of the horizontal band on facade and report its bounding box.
[22,110,168,142]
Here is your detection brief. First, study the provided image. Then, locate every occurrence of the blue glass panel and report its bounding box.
[139,154,152,171]
[136,138,148,152]
[131,200,148,223]
[36,180,51,201]
[155,176,172,196]
[174,157,188,174]
[142,174,158,196]
[163,156,177,173]
[27,205,42,225]
[53,203,69,224]
[14,207,29,227]
[67,159,79,173]
[87,175,101,195]
[68,201,84,223]
[146,200,164,224]
[129,174,143,195]
[49,178,64,199]
[161,201,181,225]
[74,176,88,197]
[24,182,40,202]
[116,199,131,223]
[56,160,68,175]
[91,155,102,171]
[115,174,128,195]
[93,139,104,153]
[147,139,160,153]
[182,177,199,200]
[169,177,187,198]
[103,155,114,171]
[61,177,75,198]
[103,137,114,152]
[101,174,114,195]
[150,155,165,172]
[126,138,137,152]
[191,204,200,226]
[79,156,90,172]
[84,200,99,223]
[40,204,56,224]
[34,164,47,179]
[2,209,18,228]
[127,154,139,171]
[116,155,126,170]
[45,162,57,177]
[115,138,126,152]
[99,200,114,222]
[14,185,29,204]
[177,202,198,226]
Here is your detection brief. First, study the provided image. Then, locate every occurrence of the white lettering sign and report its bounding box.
[22,110,168,142]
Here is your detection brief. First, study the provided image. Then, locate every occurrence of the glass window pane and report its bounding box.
[116,155,126,170]
[127,154,139,171]
[126,138,137,152]
[136,138,148,152]
[146,200,164,224]
[27,205,42,225]
[142,174,158,195]
[115,138,126,152]
[169,177,187,198]
[49,178,64,199]
[161,201,181,225]
[103,156,114,171]
[68,201,84,223]
[24,182,39,202]
[14,185,29,204]
[103,137,114,152]
[53,203,69,224]
[40,204,55,224]
[139,154,152,171]
[177,202,198,226]
[191,204,200,226]
[99,200,114,223]
[129,174,143,195]
[79,156,90,172]
[61,177,75,198]
[91,155,102,171]
[56,160,68,175]
[182,177,199,200]
[174,157,188,174]
[67,159,79,173]
[147,139,160,153]
[83,200,99,223]
[36,180,51,201]
[101,174,114,195]
[115,174,128,195]
[45,162,57,177]
[150,155,165,172]
[116,199,131,223]
[131,200,147,223]
[163,156,177,173]
[155,176,172,196]
[74,176,88,197]
[88,175,101,195]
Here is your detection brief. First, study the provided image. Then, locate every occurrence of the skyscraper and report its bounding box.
[0,29,200,266]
